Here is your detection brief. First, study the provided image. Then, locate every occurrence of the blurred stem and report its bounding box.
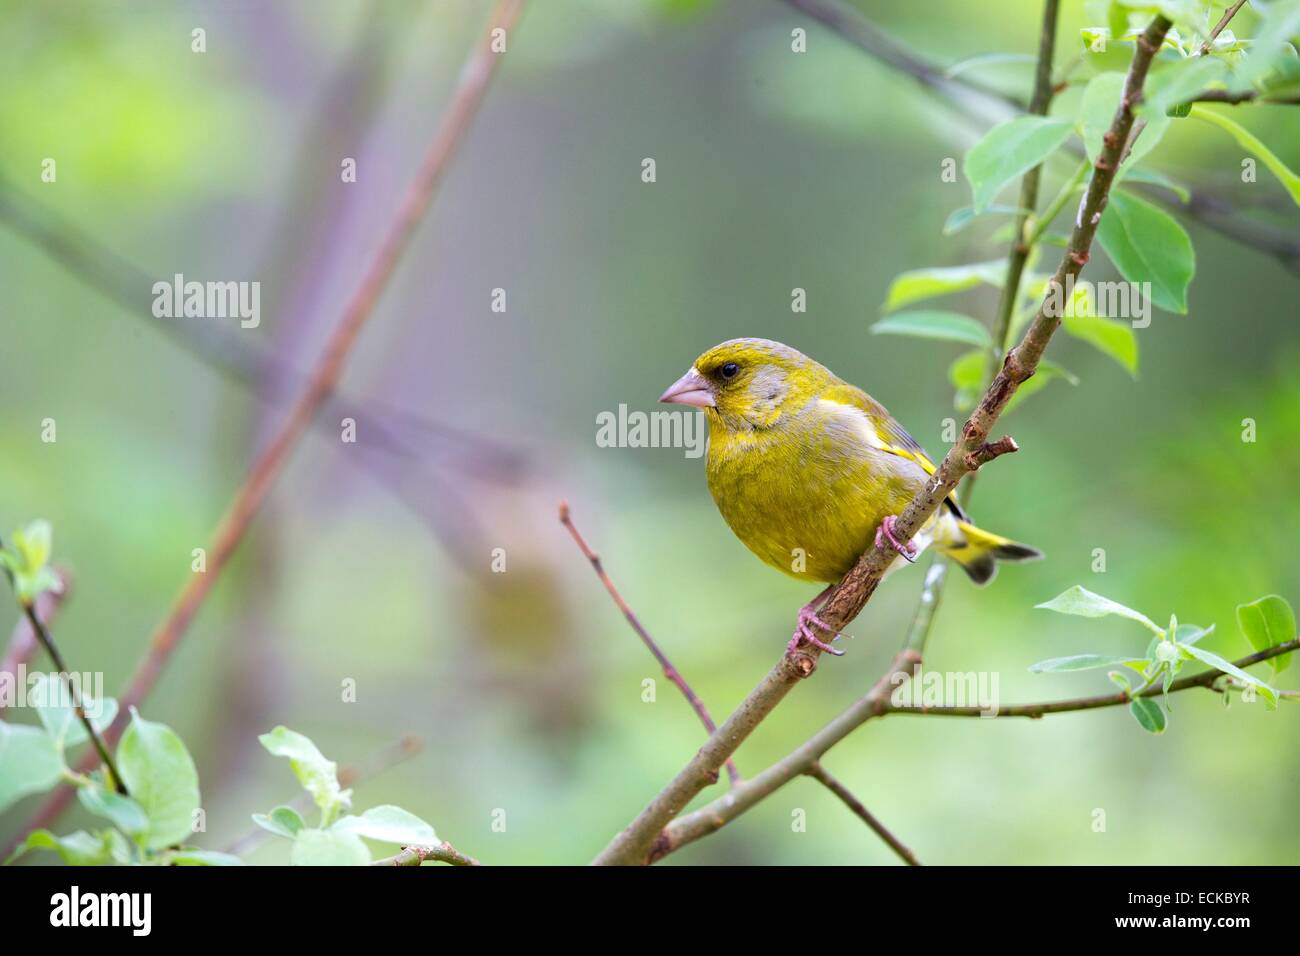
[12,0,529,847]
[909,0,1061,655]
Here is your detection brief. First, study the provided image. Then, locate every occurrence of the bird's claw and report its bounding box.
[875,514,918,562]
[787,607,847,657]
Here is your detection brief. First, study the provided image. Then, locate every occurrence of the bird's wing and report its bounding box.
[821,380,969,521]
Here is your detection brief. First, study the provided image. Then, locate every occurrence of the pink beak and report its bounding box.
[658,367,715,408]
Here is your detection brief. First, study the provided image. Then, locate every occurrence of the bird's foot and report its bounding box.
[875,514,918,563]
[787,605,846,657]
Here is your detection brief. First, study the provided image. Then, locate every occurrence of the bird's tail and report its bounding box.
[939,520,1042,586]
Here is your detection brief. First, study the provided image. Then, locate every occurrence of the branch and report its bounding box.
[648,651,919,862]
[780,0,1300,275]
[592,14,1174,867]
[374,842,482,866]
[806,762,921,866]
[1198,0,1247,56]
[558,501,740,786]
[887,637,1300,718]
[11,0,528,843]
[0,568,71,718]
[652,637,1298,861]
[0,555,126,796]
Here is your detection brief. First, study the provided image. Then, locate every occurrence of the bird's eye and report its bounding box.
[720,362,739,380]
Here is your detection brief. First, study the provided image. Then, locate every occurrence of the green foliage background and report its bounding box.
[1,0,1298,864]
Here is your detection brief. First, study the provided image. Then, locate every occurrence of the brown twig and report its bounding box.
[806,762,921,866]
[374,842,482,866]
[651,637,1297,861]
[1199,0,1247,55]
[0,556,127,797]
[962,435,1020,471]
[558,500,740,786]
[223,734,424,856]
[593,14,1174,866]
[10,0,527,845]
[0,568,71,718]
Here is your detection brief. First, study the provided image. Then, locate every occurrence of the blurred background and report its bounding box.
[1,0,1297,865]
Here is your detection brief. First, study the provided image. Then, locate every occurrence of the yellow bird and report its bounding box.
[659,338,1040,655]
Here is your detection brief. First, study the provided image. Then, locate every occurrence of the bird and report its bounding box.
[659,337,1040,656]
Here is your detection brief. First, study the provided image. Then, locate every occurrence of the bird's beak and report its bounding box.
[658,367,715,408]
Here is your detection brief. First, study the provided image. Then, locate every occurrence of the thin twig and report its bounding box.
[652,637,1297,861]
[593,14,1174,866]
[0,568,71,718]
[1198,0,1247,55]
[887,637,1300,718]
[374,842,482,866]
[558,501,739,786]
[223,735,424,856]
[11,0,527,846]
[806,762,921,866]
[0,541,127,797]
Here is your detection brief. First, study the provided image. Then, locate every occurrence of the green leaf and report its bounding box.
[331,805,439,847]
[4,828,126,866]
[1029,653,1147,673]
[29,673,118,749]
[948,348,986,412]
[1237,1,1300,87]
[0,722,64,813]
[1129,696,1167,733]
[290,828,371,866]
[1096,190,1195,313]
[1004,360,1079,413]
[1062,312,1139,376]
[882,261,1005,312]
[117,709,201,850]
[11,520,52,574]
[945,52,1037,78]
[1035,585,1163,635]
[1079,73,1170,171]
[258,726,349,825]
[1174,623,1214,647]
[77,783,149,837]
[1236,595,1296,676]
[1189,106,1300,206]
[1122,166,1190,203]
[871,310,992,348]
[160,848,243,866]
[942,203,1029,236]
[251,804,308,840]
[1182,643,1279,707]
[965,116,1075,212]
[1143,56,1228,116]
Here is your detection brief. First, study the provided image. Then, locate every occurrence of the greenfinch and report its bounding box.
[659,338,1040,655]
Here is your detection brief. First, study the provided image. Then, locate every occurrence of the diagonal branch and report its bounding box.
[806,762,921,866]
[653,637,1298,861]
[593,14,1174,866]
[8,0,527,847]
[559,501,739,786]
[0,568,71,718]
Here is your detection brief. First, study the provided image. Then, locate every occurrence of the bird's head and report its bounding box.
[658,338,829,430]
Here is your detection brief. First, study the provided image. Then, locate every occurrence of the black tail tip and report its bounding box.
[994,542,1043,562]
